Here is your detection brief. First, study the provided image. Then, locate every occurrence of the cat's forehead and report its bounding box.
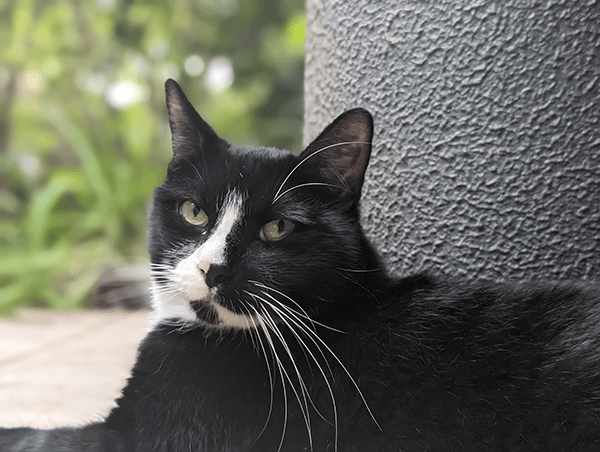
[227,145,296,177]
[225,146,298,208]
[164,143,297,209]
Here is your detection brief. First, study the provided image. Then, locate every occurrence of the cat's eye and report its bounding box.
[180,201,209,227]
[260,219,295,242]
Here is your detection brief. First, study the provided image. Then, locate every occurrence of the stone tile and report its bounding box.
[0,309,151,428]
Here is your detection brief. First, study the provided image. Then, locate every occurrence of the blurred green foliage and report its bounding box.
[0,0,305,312]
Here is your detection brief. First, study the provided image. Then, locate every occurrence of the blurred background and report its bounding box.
[0,0,306,313]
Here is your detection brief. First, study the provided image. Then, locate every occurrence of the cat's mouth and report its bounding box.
[190,295,258,330]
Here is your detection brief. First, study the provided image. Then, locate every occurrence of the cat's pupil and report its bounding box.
[260,218,294,242]
[180,200,208,227]
[276,220,285,233]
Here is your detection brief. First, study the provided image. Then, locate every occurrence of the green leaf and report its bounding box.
[6,0,34,63]
[0,281,31,312]
[40,103,113,204]
[0,247,69,277]
[25,176,74,251]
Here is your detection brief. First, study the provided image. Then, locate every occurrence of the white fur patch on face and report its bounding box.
[150,277,197,326]
[151,190,257,330]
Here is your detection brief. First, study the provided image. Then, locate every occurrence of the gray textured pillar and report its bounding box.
[304,0,600,281]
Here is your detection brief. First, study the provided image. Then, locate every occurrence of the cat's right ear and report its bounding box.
[298,108,374,209]
[164,79,220,160]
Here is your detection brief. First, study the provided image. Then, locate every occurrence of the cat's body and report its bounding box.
[2,79,600,451]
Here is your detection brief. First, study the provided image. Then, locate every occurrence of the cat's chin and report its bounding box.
[150,280,257,331]
[191,298,257,330]
[190,299,221,325]
[210,301,256,330]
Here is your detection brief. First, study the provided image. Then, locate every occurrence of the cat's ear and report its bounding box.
[164,79,220,159]
[299,108,373,208]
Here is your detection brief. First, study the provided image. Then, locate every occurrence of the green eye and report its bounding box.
[180,201,209,227]
[260,219,295,242]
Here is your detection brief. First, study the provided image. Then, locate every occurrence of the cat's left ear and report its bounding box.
[299,108,373,209]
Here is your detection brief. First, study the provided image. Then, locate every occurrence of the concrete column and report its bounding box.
[304,0,600,281]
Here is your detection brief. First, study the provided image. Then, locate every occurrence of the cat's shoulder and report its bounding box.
[375,272,600,335]
[386,272,600,306]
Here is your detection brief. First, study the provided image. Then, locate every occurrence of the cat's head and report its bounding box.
[148,79,377,332]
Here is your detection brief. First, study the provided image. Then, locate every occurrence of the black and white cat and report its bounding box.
[2,79,600,451]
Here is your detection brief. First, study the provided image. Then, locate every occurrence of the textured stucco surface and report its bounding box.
[304,0,600,281]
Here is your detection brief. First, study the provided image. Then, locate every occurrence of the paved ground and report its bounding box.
[0,309,151,428]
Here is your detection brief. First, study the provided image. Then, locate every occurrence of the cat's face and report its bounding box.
[148,80,374,331]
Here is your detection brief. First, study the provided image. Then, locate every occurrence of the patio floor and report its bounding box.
[0,309,151,428]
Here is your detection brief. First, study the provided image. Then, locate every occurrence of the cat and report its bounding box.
[2,78,600,451]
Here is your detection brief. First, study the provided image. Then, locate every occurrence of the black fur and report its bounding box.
[2,79,600,451]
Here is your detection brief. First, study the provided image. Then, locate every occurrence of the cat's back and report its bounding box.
[338,274,600,451]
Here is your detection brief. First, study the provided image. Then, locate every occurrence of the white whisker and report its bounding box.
[248,304,290,452]
[336,267,383,273]
[255,292,336,379]
[238,301,259,353]
[248,287,344,451]
[272,182,347,205]
[249,281,312,320]
[250,281,347,334]
[242,304,276,441]
[337,271,381,306]
[297,319,382,432]
[249,284,381,433]
[248,294,315,443]
[260,297,340,451]
[259,306,315,451]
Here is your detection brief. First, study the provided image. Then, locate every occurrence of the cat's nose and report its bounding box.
[204,265,231,288]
